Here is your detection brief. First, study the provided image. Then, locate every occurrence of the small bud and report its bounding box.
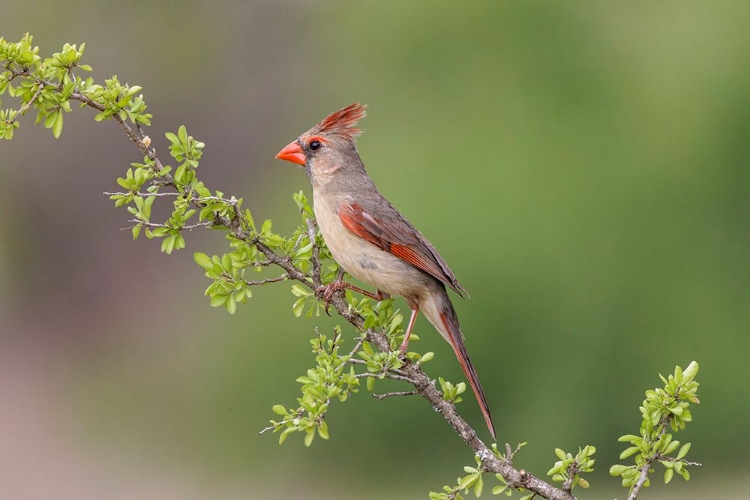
[142,135,151,147]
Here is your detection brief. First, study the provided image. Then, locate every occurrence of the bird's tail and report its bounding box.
[421,287,496,441]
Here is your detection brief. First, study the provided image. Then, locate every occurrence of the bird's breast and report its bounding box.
[312,192,428,297]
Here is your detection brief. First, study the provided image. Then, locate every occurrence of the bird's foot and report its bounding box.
[316,281,389,316]
[316,281,348,316]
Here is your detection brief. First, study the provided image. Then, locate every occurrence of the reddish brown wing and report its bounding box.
[338,202,466,296]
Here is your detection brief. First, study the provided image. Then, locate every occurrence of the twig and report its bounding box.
[258,424,277,435]
[629,464,651,500]
[243,275,288,286]
[354,372,416,384]
[562,461,578,492]
[372,390,418,400]
[305,218,322,288]
[628,416,670,500]
[347,335,367,359]
[104,191,182,197]
[9,84,42,124]
[123,220,213,231]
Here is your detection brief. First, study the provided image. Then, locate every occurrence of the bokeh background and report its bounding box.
[1,1,748,498]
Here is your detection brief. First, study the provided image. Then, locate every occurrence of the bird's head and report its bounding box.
[275,103,368,182]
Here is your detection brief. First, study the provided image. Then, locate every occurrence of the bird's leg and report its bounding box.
[317,269,389,315]
[399,307,420,354]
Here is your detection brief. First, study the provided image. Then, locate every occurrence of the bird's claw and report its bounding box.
[316,281,348,316]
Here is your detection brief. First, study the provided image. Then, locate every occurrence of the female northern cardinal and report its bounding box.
[275,103,496,440]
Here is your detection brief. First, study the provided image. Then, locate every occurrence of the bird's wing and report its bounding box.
[338,201,467,297]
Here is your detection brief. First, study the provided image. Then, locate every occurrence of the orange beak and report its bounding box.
[275,140,306,166]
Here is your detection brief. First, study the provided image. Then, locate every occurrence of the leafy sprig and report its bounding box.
[610,361,701,499]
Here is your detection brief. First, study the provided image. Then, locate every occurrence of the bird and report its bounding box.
[275,103,496,440]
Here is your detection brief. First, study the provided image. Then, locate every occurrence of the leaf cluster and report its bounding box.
[1,33,151,140]
[546,445,595,490]
[609,361,700,493]
[267,329,359,446]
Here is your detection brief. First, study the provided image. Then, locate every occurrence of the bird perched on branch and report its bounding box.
[275,103,496,440]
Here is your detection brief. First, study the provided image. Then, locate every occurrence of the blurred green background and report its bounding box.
[1,1,748,498]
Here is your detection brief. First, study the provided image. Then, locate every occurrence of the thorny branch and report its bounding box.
[66,85,580,500]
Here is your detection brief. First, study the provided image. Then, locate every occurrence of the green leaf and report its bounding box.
[676,443,691,460]
[291,284,311,297]
[52,110,63,138]
[420,352,434,363]
[292,297,306,317]
[161,234,176,254]
[177,124,187,145]
[194,252,212,269]
[473,475,484,497]
[609,464,630,476]
[271,405,287,416]
[221,253,232,272]
[278,427,295,445]
[683,361,699,382]
[317,421,329,440]
[664,467,674,484]
[225,295,237,314]
[304,427,315,447]
[492,485,507,495]
[210,294,226,307]
[618,434,640,443]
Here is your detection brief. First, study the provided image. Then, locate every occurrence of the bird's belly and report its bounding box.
[314,199,425,297]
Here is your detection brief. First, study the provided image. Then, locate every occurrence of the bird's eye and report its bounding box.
[309,140,322,151]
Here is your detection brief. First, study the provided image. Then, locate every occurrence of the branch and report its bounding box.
[629,466,650,500]
[372,390,418,400]
[243,275,288,286]
[104,191,181,197]
[9,84,42,124]
[71,90,164,166]
[123,219,213,231]
[355,372,416,384]
[305,218,322,289]
[5,64,167,175]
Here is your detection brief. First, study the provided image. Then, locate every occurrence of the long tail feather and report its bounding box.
[422,289,496,440]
